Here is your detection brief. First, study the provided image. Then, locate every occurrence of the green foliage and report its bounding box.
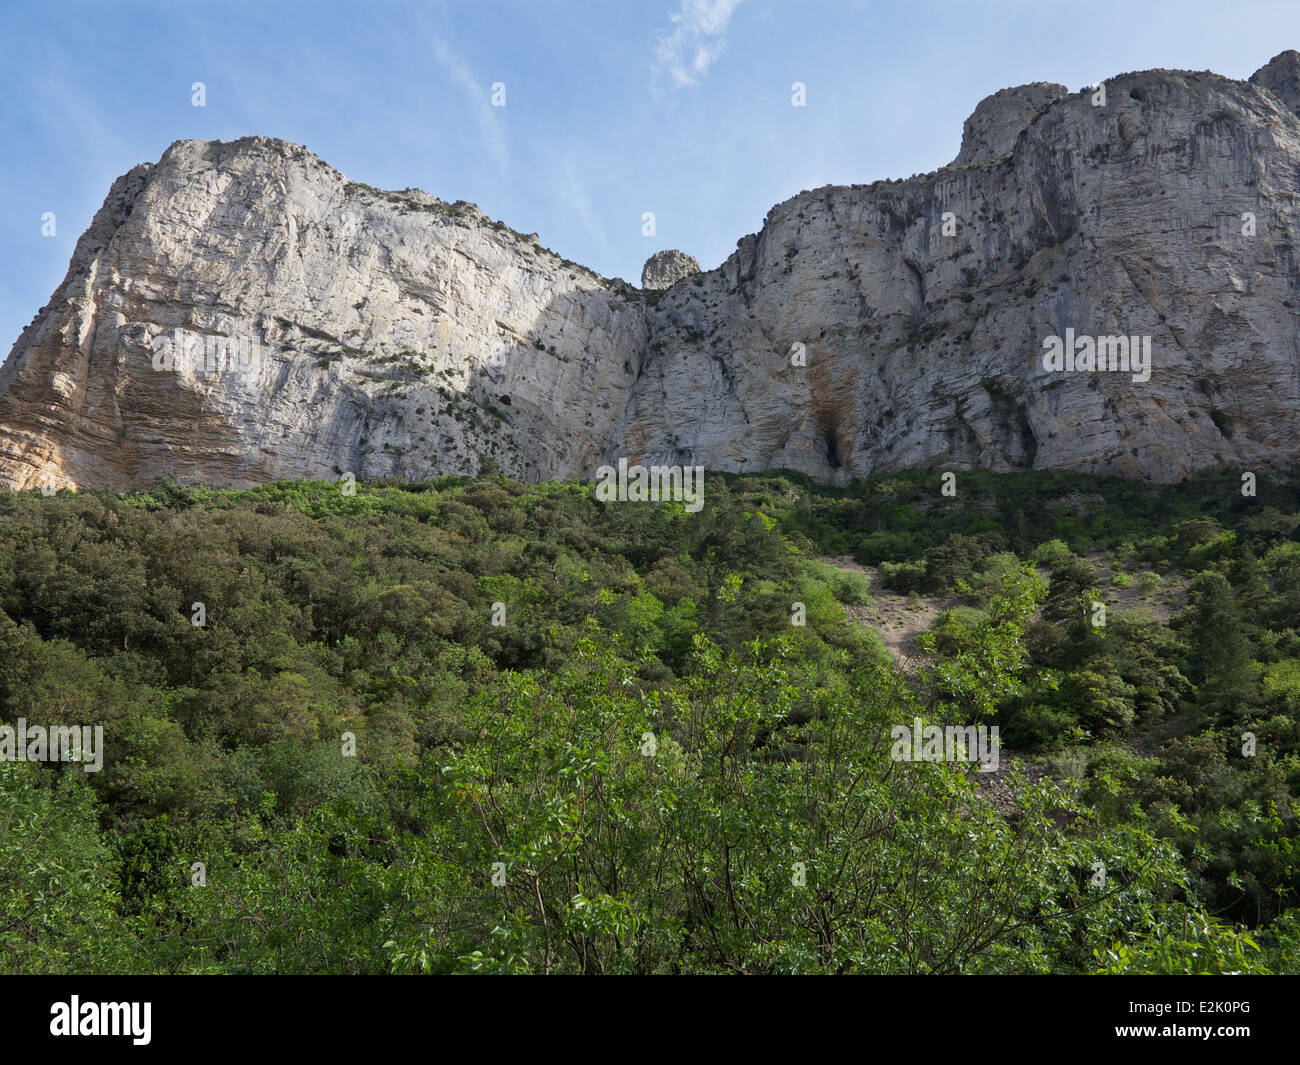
[0,465,1297,973]
[394,633,1192,974]
[1094,908,1272,974]
[0,763,143,973]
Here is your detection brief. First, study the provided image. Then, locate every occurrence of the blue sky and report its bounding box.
[3,0,1300,356]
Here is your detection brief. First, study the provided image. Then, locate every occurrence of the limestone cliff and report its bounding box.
[3,53,1300,492]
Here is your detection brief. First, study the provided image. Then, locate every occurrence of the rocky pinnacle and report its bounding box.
[641,250,702,290]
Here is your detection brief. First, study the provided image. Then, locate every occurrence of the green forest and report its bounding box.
[1,466,1298,974]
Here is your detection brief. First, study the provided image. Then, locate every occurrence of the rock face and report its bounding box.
[641,250,701,290]
[952,82,1069,166]
[3,55,1300,493]
[1252,48,1300,116]
[0,138,648,490]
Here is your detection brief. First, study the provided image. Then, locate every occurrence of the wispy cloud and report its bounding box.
[431,38,508,175]
[651,0,744,94]
[555,159,606,245]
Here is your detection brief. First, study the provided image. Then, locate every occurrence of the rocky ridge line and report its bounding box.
[2,52,1299,492]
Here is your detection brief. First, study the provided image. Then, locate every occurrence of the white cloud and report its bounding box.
[556,159,606,245]
[651,0,744,93]
[431,38,508,174]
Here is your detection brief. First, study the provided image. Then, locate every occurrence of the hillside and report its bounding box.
[3,467,1298,973]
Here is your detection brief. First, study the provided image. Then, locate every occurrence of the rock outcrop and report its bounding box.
[3,54,1300,493]
[1252,48,1300,115]
[951,81,1069,166]
[641,250,701,290]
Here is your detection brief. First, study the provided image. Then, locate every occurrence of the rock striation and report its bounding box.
[3,53,1300,493]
